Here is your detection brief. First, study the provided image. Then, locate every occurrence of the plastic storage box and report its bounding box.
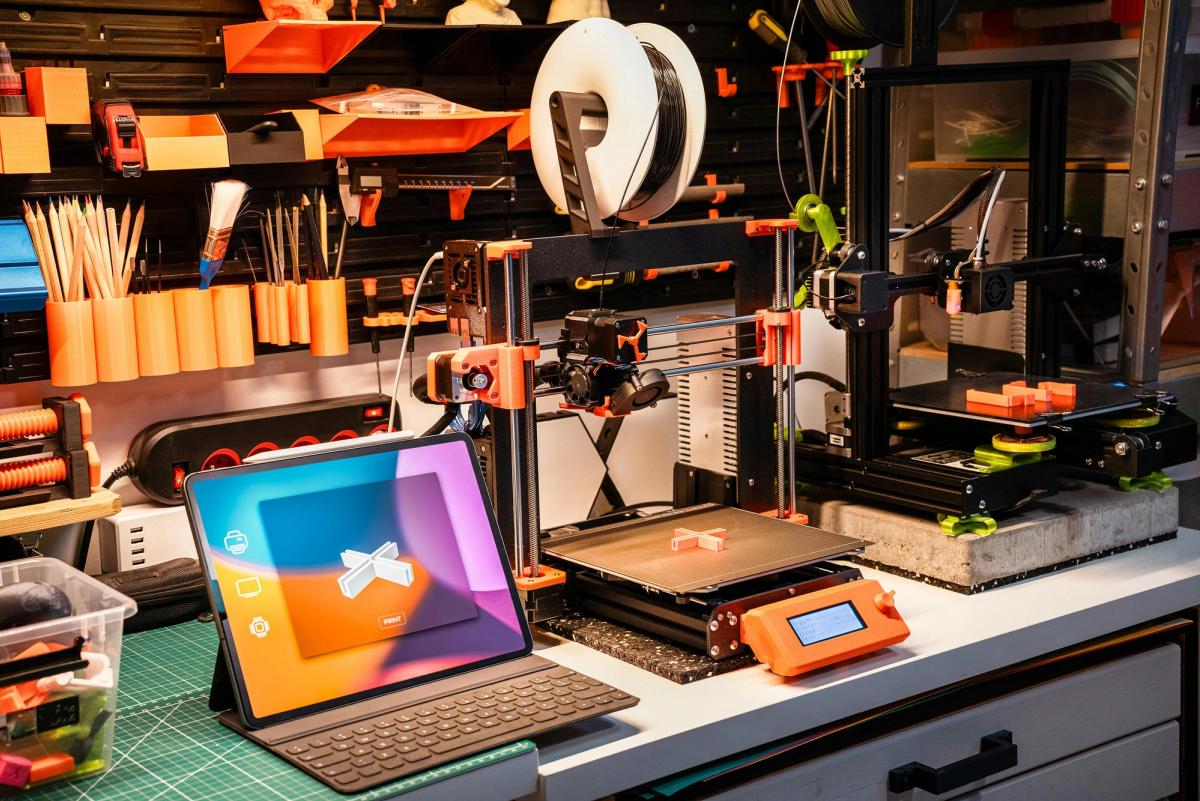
[0,558,135,791]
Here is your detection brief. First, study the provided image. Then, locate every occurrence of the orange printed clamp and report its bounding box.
[715,68,738,98]
[745,218,799,237]
[485,239,533,260]
[758,308,802,367]
[516,565,566,590]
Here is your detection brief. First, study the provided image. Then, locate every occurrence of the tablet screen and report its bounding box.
[187,435,530,726]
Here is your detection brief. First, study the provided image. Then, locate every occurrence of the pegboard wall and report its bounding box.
[0,0,812,383]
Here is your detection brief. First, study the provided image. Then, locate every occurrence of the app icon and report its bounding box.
[224,531,249,555]
[338,541,414,600]
[248,616,270,638]
[235,577,262,599]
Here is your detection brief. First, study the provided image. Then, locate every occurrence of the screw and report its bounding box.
[709,646,720,657]
[1098,460,1105,468]
[1156,441,1163,450]
[1072,288,1082,297]
[788,588,797,595]
[1132,222,1144,234]
[895,175,905,183]
[730,640,740,651]
[727,613,738,626]
[709,619,719,632]
[18,10,31,20]
[857,318,866,327]
[1135,177,1147,190]
[857,251,866,260]
[1158,219,1170,232]
[979,500,987,510]
[965,485,974,495]
[745,371,753,379]
[1115,441,1129,455]
[748,479,756,487]
[1085,457,1094,466]
[1096,258,1107,269]
[1162,174,1174,185]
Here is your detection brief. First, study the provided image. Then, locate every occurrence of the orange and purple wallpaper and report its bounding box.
[189,438,527,721]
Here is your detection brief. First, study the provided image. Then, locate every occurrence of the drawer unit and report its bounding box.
[703,644,1181,801]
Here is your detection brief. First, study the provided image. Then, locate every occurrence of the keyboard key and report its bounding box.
[418,716,438,726]
[518,707,538,716]
[436,722,455,731]
[474,691,495,700]
[354,735,376,744]
[418,737,438,747]
[334,775,357,786]
[461,725,480,734]
[350,747,372,757]
[435,702,454,711]
[611,691,631,700]
[438,731,460,741]
[533,684,551,693]
[372,740,393,750]
[455,697,474,706]
[373,719,393,729]
[396,713,416,723]
[493,686,513,694]
[573,686,613,700]
[310,752,349,770]
[481,719,499,728]
[332,732,353,741]
[499,713,520,722]
[511,680,531,689]
[460,705,478,714]
[532,711,558,723]
[575,701,595,710]
[416,728,436,737]
[533,693,553,702]
[515,689,535,697]
[378,728,398,738]
[537,702,557,711]
[398,722,419,732]
[478,699,498,709]
[552,687,572,697]
[396,734,415,744]
[351,756,373,768]
[309,737,332,748]
[497,695,517,703]
[358,765,382,778]
[477,710,497,719]
[285,744,309,755]
[380,757,406,770]
[352,727,372,735]
[416,708,435,717]
[332,742,354,752]
[497,704,516,713]
[397,744,419,754]
[322,763,352,777]
[403,751,431,764]
[459,715,477,724]
[551,679,569,687]
[515,699,535,708]
[547,668,575,679]
[376,750,397,761]
[438,710,459,720]
[593,696,613,705]
[298,748,331,762]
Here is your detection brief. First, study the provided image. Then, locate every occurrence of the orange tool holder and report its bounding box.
[0,395,100,505]
[740,579,910,677]
[771,62,842,108]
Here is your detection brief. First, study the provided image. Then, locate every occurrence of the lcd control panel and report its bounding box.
[741,579,910,677]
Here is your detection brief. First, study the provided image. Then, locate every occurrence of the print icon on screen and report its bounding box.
[235,577,262,598]
[249,616,270,638]
[338,541,414,600]
[224,530,249,555]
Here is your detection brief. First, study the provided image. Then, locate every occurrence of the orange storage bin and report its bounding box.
[223,20,380,74]
[308,277,348,356]
[45,300,97,387]
[133,292,180,376]
[172,288,218,372]
[212,285,255,368]
[317,110,520,159]
[91,296,139,382]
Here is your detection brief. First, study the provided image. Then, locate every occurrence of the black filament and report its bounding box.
[624,43,688,211]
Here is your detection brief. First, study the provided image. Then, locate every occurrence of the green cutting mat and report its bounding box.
[25,620,534,801]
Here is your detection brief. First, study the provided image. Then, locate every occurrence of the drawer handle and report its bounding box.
[888,730,1018,795]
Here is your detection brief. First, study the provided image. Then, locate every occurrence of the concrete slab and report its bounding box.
[797,481,1180,593]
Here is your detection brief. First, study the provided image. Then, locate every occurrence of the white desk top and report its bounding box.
[525,529,1200,801]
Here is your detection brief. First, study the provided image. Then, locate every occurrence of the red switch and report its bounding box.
[363,405,384,421]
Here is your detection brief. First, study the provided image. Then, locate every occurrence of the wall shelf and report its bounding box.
[223,19,382,74]
[318,110,521,158]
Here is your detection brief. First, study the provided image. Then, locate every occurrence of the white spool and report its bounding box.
[530,19,706,223]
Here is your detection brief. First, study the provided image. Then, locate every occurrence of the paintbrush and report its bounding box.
[199,179,249,289]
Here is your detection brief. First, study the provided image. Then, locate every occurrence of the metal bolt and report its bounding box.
[965,485,974,495]
[979,500,987,510]
[709,646,720,657]
[689,470,695,477]
[1156,441,1163,450]
[1115,441,1129,456]
[788,587,797,595]
[1132,222,1144,234]
[727,613,738,626]
[1158,219,1170,232]
[18,10,30,20]
[1162,174,1174,185]
[729,640,740,651]
[748,478,756,487]
[1096,258,1107,269]
[1085,457,1094,466]
[857,251,866,260]
[745,371,753,379]
[893,212,902,221]
[1072,288,1081,297]
[709,619,720,632]
[1135,177,1147,190]
[466,373,489,390]
[895,175,906,184]
[857,318,866,327]
[1098,460,1105,468]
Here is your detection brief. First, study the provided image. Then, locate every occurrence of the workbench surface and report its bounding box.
[527,528,1200,801]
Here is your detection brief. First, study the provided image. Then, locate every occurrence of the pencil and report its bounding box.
[123,204,145,296]
[319,191,328,267]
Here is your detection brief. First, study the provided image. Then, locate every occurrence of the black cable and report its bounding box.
[78,459,136,572]
[794,371,847,393]
[422,408,459,437]
[608,500,673,514]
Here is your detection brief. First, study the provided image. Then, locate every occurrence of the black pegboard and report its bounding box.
[0,0,818,383]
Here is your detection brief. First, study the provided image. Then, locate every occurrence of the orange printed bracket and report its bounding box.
[363,308,447,328]
[746,218,799,237]
[485,239,533,260]
[516,565,566,590]
[318,110,521,159]
[223,20,382,75]
[715,68,738,98]
[757,308,802,367]
[507,108,531,151]
[758,509,809,525]
[671,527,728,552]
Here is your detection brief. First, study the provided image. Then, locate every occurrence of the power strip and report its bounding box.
[98,503,196,573]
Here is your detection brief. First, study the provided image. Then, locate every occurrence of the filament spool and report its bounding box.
[802,0,958,48]
[530,19,706,223]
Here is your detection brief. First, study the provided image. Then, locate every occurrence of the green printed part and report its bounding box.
[1117,471,1174,493]
[829,49,869,76]
[938,513,998,537]
[792,194,842,253]
[973,444,1044,472]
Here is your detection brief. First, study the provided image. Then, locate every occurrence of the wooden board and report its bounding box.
[0,489,120,537]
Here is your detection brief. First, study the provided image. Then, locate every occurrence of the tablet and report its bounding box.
[184,433,532,728]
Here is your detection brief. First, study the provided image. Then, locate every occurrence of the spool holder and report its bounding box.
[548,90,612,238]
